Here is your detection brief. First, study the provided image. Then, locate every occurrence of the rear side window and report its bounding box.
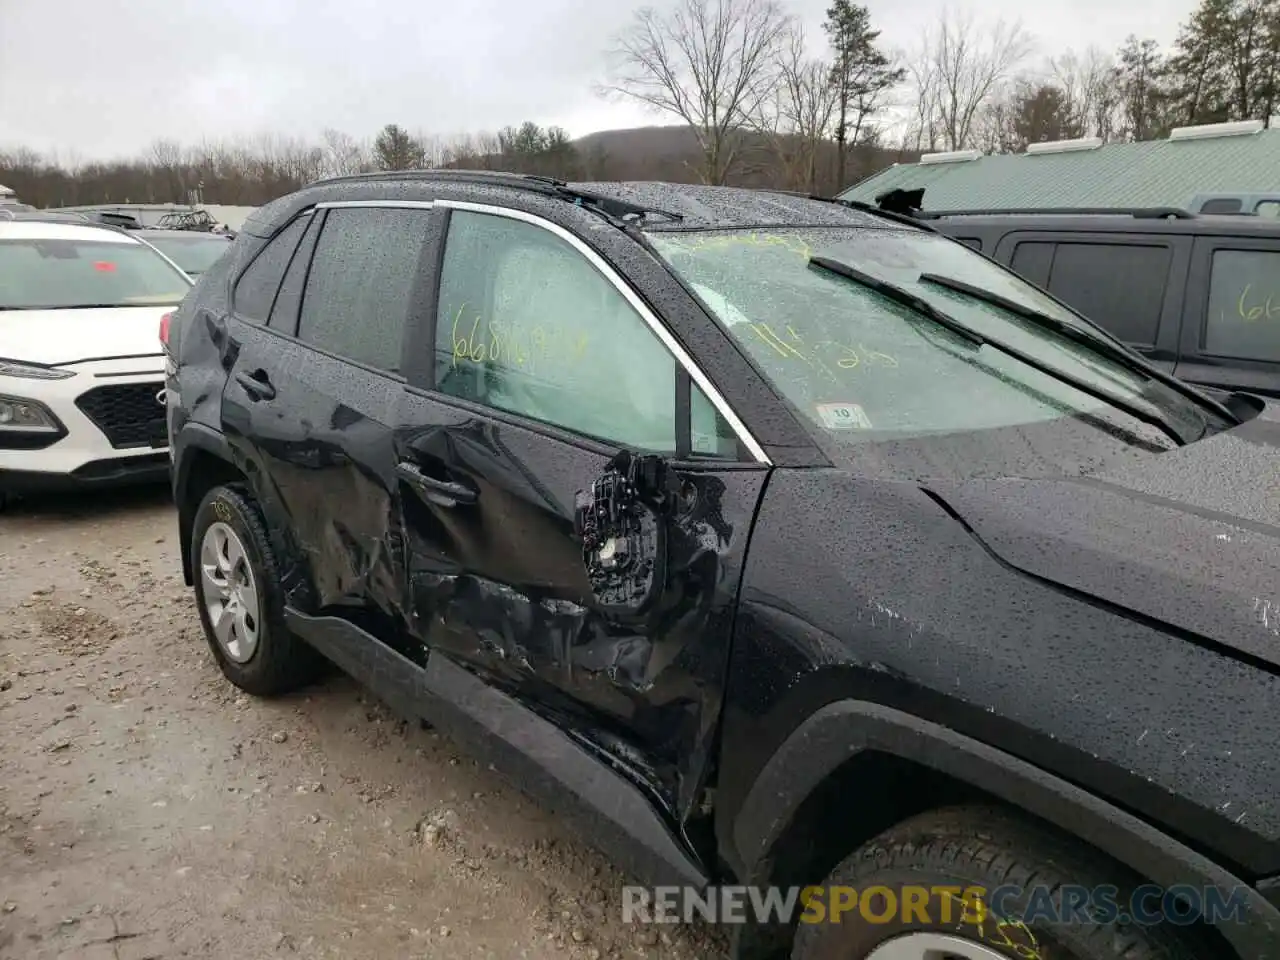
[267,214,323,335]
[1256,201,1280,219]
[1204,249,1280,361]
[232,213,311,323]
[1044,243,1170,346]
[295,206,431,373]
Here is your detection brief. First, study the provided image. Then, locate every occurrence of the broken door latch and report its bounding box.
[573,450,679,615]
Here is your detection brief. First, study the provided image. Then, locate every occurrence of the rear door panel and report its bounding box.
[221,203,431,619]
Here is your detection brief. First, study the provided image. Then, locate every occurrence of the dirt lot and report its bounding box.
[0,485,727,960]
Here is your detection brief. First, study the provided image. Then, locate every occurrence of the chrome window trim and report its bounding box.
[315,200,436,210]
[435,198,771,465]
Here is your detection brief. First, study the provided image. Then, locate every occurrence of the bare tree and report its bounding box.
[320,128,370,178]
[1051,47,1121,141]
[603,0,791,184]
[755,24,838,191]
[908,7,1034,151]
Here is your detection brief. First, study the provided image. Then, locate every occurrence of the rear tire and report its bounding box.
[190,484,320,696]
[791,805,1205,960]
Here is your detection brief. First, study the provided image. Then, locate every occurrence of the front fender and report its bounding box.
[733,698,1280,960]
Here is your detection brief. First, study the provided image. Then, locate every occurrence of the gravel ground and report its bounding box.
[0,484,729,960]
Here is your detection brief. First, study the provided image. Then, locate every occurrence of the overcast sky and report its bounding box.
[1,0,1197,160]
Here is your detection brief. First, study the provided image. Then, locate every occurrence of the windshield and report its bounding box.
[145,235,231,276]
[0,237,191,309]
[647,226,1218,476]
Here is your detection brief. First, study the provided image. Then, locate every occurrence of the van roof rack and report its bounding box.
[914,206,1195,220]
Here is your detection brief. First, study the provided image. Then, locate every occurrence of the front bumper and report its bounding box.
[0,356,169,491]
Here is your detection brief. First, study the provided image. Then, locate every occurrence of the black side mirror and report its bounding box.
[573,450,679,616]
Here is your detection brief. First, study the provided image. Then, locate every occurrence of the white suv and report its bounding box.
[0,214,193,504]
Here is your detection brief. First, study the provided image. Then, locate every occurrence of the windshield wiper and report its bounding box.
[807,255,1190,447]
[918,273,1240,426]
[809,256,985,347]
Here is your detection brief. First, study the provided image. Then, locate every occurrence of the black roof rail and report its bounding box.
[307,168,683,225]
[309,168,568,190]
[915,206,1195,220]
[767,189,939,234]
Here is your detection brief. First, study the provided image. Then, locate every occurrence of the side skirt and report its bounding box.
[284,607,709,890]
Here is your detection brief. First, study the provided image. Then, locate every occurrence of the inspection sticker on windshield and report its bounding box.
[816,403,872,429]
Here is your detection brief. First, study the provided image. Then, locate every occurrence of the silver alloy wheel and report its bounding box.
[865,932,1011,960]
[199,520,261,663]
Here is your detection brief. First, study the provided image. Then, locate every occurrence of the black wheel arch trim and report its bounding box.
[732,698,1280,959]
[172,422,235,586]
[171,422,233,497]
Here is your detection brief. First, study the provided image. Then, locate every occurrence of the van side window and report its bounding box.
[1200,198,1243,215]
[1045,243,1169,346]
[1204,249,1280,362]
[1008,242,1053,287]
[296,206,432,374]
[232,212,312,323]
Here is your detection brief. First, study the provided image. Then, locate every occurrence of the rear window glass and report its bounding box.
[1204,249,1280,361]
[146,235,231,276]
[0,238,191,309]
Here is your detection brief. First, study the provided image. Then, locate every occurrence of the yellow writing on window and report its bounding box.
[1236,284,1280,322]
[682,232,814,260]
[449,303,590,374]
[743,321,897,382]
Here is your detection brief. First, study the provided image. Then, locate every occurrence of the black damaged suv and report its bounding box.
[164,171,1280,960]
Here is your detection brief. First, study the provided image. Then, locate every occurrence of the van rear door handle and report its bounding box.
[395,461,477,507]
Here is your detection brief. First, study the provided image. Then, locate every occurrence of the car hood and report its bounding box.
[924,402,1280,668]
[0,306,173,365]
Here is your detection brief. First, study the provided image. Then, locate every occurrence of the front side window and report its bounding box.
[0,236,191,309]
[647,226,1218,468]
[296,207,432,373]
[434,211,683,452]
[1204,248,1280,362]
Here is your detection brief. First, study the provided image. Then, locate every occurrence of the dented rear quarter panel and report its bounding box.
[719,467,1280,879]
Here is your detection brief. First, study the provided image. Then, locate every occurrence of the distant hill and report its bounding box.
[568,124,913,193]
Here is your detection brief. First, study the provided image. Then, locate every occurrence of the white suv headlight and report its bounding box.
[0,360,74,380]
[0,395,61,432]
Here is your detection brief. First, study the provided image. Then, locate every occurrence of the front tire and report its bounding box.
[190,484,320,696]
[791,805,1204,960]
